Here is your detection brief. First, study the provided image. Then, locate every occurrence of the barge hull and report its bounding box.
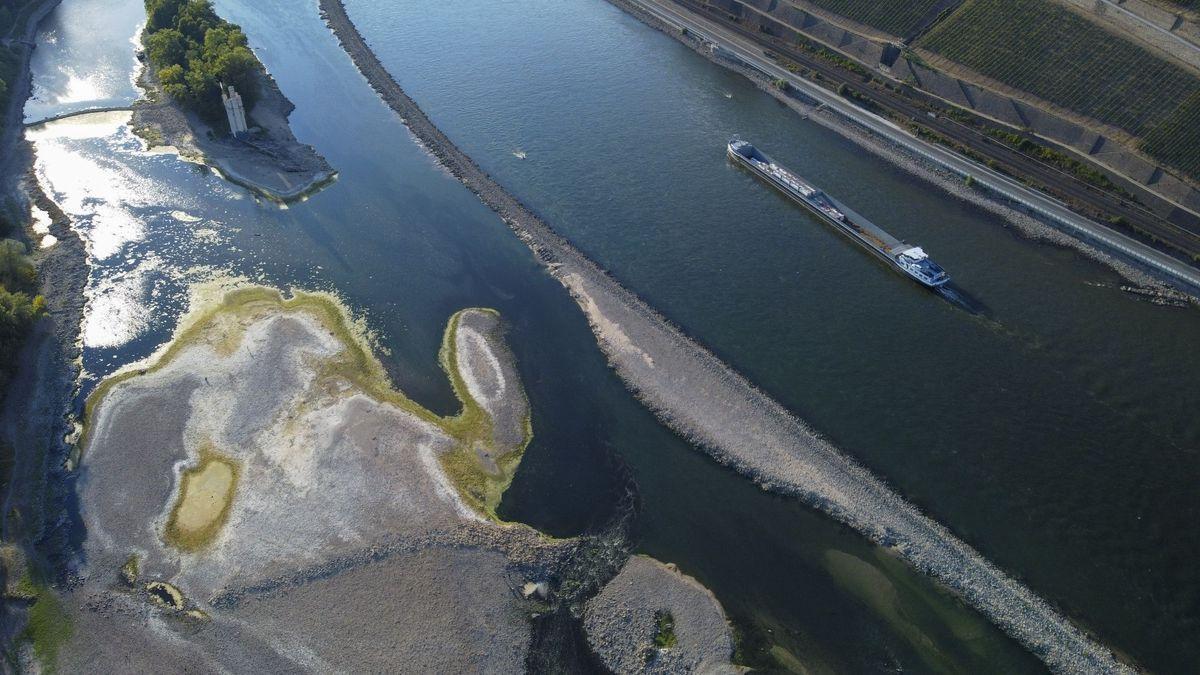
[727,140,949,288]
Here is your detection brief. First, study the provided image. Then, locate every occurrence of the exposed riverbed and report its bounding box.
[13,0,1200,670]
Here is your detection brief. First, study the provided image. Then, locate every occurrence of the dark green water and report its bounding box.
[26,0,1200,670]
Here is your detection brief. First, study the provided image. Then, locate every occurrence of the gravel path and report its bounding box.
[320,0,1133,671]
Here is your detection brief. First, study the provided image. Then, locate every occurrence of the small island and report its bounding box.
[132,0,334,201]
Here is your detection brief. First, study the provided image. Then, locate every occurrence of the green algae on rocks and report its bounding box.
[81,286,531,527]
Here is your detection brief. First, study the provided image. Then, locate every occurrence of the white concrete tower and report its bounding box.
[221,83,248,137]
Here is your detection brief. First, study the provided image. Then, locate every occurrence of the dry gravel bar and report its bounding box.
[58,288,570,672]
[584,555,740,674]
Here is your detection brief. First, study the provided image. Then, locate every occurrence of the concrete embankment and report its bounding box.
[320,0,1133,671]
[23,106,137,127]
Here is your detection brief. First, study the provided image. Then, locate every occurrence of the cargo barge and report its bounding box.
[728,140,949,288]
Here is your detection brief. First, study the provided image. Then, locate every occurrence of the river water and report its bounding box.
[24,0,1200,671]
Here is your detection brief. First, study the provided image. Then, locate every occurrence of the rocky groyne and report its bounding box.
[319,0,1133,671]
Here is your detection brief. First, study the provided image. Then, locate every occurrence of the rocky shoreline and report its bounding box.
[320,0,1133,671]
[0,0,92,660]
[130,51,335,203]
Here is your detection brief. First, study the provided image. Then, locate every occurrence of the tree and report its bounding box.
[174,0,218,43]
[211,46,257,98]
[157,63,187,100]
[184,65,218,115]
[145,0,185,32]
[145,28,187,68]
[0,239,35,292]
[0,285,44,390]
[202,25,246,54]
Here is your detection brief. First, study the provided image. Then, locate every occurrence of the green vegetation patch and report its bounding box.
[920,0,1200,180]
[142,0,262,121]
[653,610,677,648]
[163,446,240,551]
[803,0,949,38]
[82,287,530,522]
[436,309,531,518]
[22,585,74,672]
[0,234,47,393]
[1140,90,1200,180]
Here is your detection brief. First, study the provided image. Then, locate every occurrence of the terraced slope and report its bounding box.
[1142,91,1200,178]
[920,0,1200,179]
[801,0,949,37]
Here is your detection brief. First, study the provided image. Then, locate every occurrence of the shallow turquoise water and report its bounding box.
[24,0,1200,670]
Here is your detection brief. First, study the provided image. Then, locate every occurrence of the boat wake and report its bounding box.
[935,283,990,317]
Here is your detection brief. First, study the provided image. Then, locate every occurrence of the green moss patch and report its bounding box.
[435,309,531,517]
[81,286,533,524]
[164,447,240,552]
[120,555,140,585]
[23,586,73,672]
[654,610,677,648]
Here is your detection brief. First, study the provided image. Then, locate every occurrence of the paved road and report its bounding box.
[630,0,1200,293]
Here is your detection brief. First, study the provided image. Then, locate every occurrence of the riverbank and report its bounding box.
[609,0,1200,305]
[0,0,91,662]
[319,0,1132,670]
[131,49,336,203]
[0,0,61,181]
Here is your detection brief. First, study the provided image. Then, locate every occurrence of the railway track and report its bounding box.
[673,0,1200,263]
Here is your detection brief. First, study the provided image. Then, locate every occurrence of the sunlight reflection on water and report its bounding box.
[32,113,240,351]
